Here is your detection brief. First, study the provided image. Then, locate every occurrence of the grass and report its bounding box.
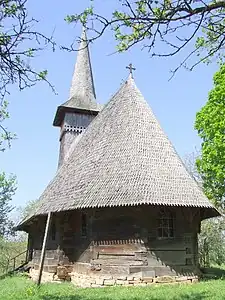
[0,275,225,300]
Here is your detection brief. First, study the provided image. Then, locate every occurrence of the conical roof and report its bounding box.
[53,28,101,126]
[19,75,219,227]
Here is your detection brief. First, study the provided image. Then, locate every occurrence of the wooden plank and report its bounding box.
[92,259,145,266]
[148,243,187,251]
[94,244,144,254]
[149,248,186,251]
[98,254,135,259]
[37,212,52,286]
[147,237,189,249]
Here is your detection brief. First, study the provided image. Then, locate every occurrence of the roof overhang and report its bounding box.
[15,203,221,232]
[53,105,100,127]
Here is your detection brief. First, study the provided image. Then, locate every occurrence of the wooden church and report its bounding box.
[17,28,219,287]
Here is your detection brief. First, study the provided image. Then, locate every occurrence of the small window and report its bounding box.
[157,208,175,238]
[81,213,88,237]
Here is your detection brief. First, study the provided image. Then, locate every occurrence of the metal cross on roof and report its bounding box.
[126,63,136,78]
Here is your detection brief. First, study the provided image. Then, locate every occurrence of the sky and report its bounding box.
[1,0,219,212]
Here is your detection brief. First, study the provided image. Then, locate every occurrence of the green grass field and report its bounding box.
[0,275,225,300]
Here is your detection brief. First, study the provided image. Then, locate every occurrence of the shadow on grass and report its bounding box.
[41,291,208,300]
[201,266,225,280]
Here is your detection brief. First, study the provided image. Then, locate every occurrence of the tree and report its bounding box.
[198,218,225,267]
[0,101,15,152]
[20,199,38,220]
[0,0,55,239]
[0,0,55,145]
[182,151,225,268]
[182,151,203,186]
[0,172,16,237]
[0,236,26,274]
[195,63,225,210]
[0,0,55,100]
[66,0,225,76]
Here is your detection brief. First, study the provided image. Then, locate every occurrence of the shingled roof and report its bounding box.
[18,74,219,229]
[53,28,101,126]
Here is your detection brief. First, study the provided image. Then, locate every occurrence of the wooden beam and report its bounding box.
[37,212,52,286]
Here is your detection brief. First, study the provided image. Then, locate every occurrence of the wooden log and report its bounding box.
[92,258,145,266]
[37,212,52,286]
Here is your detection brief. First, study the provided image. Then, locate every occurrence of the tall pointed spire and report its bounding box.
[68,27,96,105]
[53,27,100,127]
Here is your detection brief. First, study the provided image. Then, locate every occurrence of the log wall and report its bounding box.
[28,205,201,282]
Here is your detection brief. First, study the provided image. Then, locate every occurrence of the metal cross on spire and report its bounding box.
[126,63,136,78]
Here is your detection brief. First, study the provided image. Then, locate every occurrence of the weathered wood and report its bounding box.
[29,205,200,280]
[92,259,145,266]
[58,113,96,167]
[37,212,52,286]
[98,254,135,259]
[94,244,144,254]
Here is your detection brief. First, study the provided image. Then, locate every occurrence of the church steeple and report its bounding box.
[53,28,100,127]
[68,27,96,104]
[53,28,101,168]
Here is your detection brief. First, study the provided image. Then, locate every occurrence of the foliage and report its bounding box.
[0,101,15,151]
[1,276,225,300]
[0,0,56,239]
[0,0,55,147]
[0,172,16,237]
[14,200,38,243]
[195,64,225,210]
[20,199,38,220]
[0,0,55,101]
[182,152,225,267]
[66,0,225,76]
[199,218,225,267]
[0,238,26,275]
[0,1,55,275]
[182,151,203,186]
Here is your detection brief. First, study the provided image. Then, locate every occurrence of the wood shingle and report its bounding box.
[18,74,219,228]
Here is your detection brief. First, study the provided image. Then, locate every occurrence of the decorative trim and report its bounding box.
[64,125,86,133]
[59,125,86,141]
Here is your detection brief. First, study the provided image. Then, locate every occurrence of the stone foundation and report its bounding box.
[29,267,198,287]
[70,272,198,287]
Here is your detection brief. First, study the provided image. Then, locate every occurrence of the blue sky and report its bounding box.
[1,0,219,211]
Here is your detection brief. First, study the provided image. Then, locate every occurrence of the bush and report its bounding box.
[199,218,225,267]
[0,238,26,275]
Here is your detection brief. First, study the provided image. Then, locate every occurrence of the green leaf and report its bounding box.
[195,64,225,210]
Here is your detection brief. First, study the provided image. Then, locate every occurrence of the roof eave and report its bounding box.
[201,206,221,220]
[14,215,39,232]
[53,105,100,127]
[16,203,221,231]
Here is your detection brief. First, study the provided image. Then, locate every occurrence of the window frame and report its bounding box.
[157,208,175,239]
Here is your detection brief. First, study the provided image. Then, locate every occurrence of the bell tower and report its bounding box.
[53,28,101,168]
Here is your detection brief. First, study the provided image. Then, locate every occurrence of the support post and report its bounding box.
[26,235,30,263]
[37,212,52,286]
[13,258,16,272]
